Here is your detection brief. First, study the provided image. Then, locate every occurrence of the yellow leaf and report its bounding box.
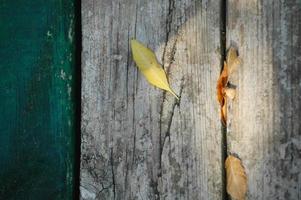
[131,39,179,99]
[225,155,247,200]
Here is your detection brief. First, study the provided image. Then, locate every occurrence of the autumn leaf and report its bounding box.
[225,155,247,200]
[224,87,236,99]
[217,61,229,106]
[221,97,227,124]
[227,47,242,75]
[216,61,229,125]
[131,39,179,99]
[217,47,241,125]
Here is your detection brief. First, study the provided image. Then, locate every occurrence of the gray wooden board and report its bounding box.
[226,0,301,199]
[81,0,223,199]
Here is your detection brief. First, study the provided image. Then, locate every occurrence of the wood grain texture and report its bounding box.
[81,0,222,199]
[226,0,301,199]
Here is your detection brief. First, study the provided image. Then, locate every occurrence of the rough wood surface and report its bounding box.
[81,0,222,199]
[226,0,301,199]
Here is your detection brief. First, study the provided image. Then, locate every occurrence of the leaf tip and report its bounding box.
[168,88,179,100]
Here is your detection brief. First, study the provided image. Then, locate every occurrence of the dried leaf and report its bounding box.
[221,98,227,125]
[217,47,241,125]
[131,39,178,99]
[224,87,236,99]
[217,62,229,105]
[217,62,229,125]
[225,155,247,200]
[227,47,242,75]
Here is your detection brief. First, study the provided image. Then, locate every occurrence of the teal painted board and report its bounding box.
[0,0,77,199]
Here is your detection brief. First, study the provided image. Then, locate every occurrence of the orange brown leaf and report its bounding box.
[217,62,229,125]
[217,47,241,125]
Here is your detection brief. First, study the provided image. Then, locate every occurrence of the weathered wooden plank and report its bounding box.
[81,0,222,199]
[226,0,301,199]
[0,1,77,199]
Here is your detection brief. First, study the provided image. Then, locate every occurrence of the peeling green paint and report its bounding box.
[0,1,76,199]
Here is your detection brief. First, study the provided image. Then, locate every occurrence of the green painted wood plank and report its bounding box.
[0,1,77,199]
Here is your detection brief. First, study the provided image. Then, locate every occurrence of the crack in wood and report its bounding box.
[157,78,184,198]
[160,81,184,159]
[162,0,176,66]
[95,182,113,199]
[220,0,228,200]
[152,1,178,198]
[81,0,224,199]
[110,148,116,199]
[166,38,178,76]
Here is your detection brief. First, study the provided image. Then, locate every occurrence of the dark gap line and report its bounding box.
[220,0,228,200]
[220,0,227,66]
[73,0,82,199]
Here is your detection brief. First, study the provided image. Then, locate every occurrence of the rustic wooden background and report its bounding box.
[226,0,301,199]
[81,0,301,199]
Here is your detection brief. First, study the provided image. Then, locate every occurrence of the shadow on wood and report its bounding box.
[227,0,301,199]
[81,0,223,199]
